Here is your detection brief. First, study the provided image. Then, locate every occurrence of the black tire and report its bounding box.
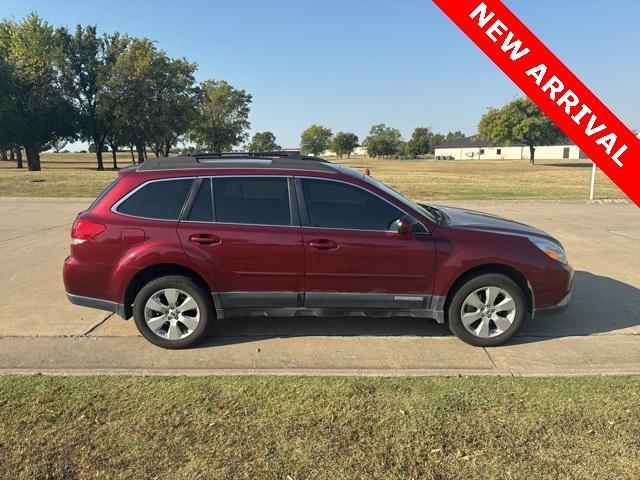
[133,275,213,349]
[447,273,527,347]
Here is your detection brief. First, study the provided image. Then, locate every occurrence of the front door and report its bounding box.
[178,176,305,309]
[297,177,436,310]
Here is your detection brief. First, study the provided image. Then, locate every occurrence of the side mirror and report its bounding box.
[397,215,418,235]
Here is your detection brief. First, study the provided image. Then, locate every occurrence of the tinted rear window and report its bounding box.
[116,178,193,220]
[213,177,291,226]
[187,178,214,222]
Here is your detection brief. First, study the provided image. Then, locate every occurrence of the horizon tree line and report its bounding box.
[0,13,252,171]
[298,124,467,159]
[0,14,570,171]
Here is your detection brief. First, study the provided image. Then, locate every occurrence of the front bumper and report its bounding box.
[535,289,572,316]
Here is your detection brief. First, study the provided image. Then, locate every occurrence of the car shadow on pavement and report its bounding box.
[204,313,449,348]
[513,270,640,343]
[197,270,640,348]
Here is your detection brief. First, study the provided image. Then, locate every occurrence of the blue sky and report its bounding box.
[1,0,638,148]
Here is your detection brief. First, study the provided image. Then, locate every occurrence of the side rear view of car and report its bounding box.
[64,153,573,348]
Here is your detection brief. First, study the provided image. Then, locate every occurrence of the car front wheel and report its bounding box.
[133,275,213,349]
[447,273,527,347]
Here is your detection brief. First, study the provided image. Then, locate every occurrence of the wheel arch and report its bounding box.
[122,263,217,319]
[443,264,533,317]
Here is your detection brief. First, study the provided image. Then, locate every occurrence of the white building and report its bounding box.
[434,136,587,161]
[321,146,368,157]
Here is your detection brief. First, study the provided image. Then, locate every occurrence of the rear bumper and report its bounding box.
[534,289,572,316]
[66,292,126,318]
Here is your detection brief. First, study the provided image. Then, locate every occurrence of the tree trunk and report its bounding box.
[136,143,145,163]
[149,144,160,157]
[10,149,15,161]
[0,150,6,161]
[15,147,23,169]
[163,139,173,157]
[529,145,535,165]
[111,148,118,170]
[129,144,135,163]
[95,149,104,171]
[94,136,105,171]
[25,144,41,171]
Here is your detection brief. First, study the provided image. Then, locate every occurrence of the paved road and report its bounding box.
[1,197,639,376]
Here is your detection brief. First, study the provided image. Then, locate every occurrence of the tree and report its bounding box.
[189,80,252,154]
[146,59,198,158]
[106,38,198,162]
[88,143,108,152]
[50,139,68,153]
[0,54,20,167]
[478,97,563,165]
[58,27,129,170]
[405,127,432,159]
[363,124,402,158]
[247,131,280,152]
[329,132,358,158]
[430,133,445,153]
[104,126,127,169]
[300,125,333,156]
[444,130,465,143]
[0,14,77,171]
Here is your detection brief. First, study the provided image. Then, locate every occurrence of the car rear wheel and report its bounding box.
[447,273,527,347]
[133,275,213,349]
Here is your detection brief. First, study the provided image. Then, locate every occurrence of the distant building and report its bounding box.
[321,146,368,157]
[281,148,301,155]
[434,136,588,161]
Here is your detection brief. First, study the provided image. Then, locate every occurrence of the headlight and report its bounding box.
[529,237,567,264]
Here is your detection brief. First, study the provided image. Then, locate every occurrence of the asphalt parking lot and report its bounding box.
[0,197,638,376]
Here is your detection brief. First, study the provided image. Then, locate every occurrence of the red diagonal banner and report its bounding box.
[432,0,639,206]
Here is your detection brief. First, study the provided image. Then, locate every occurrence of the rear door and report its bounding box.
[296,177,436,310]
[177,176,305,309]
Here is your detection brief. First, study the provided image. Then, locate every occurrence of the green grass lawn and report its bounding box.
[0,154,626,201]
[1,375,639,479]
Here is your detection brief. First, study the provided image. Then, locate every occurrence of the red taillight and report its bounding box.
[71,218,106,242]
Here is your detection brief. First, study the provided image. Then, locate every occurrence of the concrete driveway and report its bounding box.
[0,197,639,376]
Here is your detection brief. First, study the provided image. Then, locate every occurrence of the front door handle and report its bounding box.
[307,239,339,251]
[189,233,221,245]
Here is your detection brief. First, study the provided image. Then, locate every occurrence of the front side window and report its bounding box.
[301,179,404,231]
[116,178,193,220]
[213,177,291,226]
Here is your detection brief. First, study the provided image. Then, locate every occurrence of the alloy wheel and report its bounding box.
[460,286,517,338]
[144,288,200,340]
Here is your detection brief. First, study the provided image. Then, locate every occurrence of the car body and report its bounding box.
[63,153,573,348]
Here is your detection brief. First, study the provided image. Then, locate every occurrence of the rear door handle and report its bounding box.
[189,233,221,245]
[307,239,339,251]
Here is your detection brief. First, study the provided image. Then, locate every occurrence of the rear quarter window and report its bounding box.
[88,178,120,211]
[115,178,194,220]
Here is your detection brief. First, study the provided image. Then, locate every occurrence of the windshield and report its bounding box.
[362,175,439,224]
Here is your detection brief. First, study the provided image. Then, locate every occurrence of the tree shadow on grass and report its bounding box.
[544,162,592,168]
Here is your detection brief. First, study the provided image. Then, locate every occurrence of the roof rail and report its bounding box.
[192,151,329,163]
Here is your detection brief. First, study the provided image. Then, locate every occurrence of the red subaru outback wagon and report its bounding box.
[63,153,573,349]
